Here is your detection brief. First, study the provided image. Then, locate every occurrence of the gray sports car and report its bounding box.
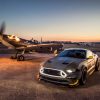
[38,48,100,87]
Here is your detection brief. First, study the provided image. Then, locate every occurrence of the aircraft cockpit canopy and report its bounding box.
[8,35,20,42]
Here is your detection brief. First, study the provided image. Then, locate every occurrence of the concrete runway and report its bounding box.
[0,53,100,100]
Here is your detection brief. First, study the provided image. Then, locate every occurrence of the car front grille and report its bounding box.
[43,68,61,76]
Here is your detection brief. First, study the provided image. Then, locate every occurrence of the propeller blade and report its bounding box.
[0,22,5,35]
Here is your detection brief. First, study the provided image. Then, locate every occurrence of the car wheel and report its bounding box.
[95,59,100,71]
[17,55,25,61]
[79,68,87,85]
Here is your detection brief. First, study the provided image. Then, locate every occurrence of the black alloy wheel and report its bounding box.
[79,68,87,85]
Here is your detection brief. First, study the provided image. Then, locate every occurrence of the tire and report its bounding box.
[17,55,25,61]
[79,68,87,85]
[95,59,100,71]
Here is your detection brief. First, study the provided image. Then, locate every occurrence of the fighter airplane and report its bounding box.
[0,23,63,61]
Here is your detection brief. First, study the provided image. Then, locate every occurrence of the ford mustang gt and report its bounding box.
[38,48,100,87]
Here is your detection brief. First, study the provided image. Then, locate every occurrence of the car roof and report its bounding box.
[64,48,90,51]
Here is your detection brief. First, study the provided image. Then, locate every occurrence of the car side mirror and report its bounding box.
[88,56,93,59]
[54,50,58,56]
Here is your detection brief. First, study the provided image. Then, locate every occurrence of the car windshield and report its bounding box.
[58,49,86,59]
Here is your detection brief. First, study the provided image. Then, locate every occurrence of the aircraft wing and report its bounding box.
[16,43,63,53]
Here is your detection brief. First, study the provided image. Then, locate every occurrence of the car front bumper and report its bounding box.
[39,73,80,85]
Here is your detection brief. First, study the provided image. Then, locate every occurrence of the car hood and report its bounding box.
[43,57,85,71]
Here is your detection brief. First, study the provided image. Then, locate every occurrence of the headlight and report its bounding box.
[60,71,67,78]
[40,62,45,74]
[66,69,73,73]
[40,66,44,74]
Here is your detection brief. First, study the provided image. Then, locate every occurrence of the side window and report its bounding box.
[87,50,93,58]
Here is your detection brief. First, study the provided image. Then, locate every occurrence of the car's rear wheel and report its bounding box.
[95,59,100,71]
[79,68,87,85]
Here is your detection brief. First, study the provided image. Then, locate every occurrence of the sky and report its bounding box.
[0,0,100,42]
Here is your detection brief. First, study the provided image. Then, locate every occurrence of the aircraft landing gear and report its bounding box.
[17,55,25,61]
[10,51,18,59]
[10,56,17,59]
[17,49,25,61]
[10,49,25,61]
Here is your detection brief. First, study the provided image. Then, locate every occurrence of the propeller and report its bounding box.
[0,22,5,35]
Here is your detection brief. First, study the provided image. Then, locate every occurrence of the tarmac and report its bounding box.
[0,53,100,100]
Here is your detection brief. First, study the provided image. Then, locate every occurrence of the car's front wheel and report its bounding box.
[79,68,87,85]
